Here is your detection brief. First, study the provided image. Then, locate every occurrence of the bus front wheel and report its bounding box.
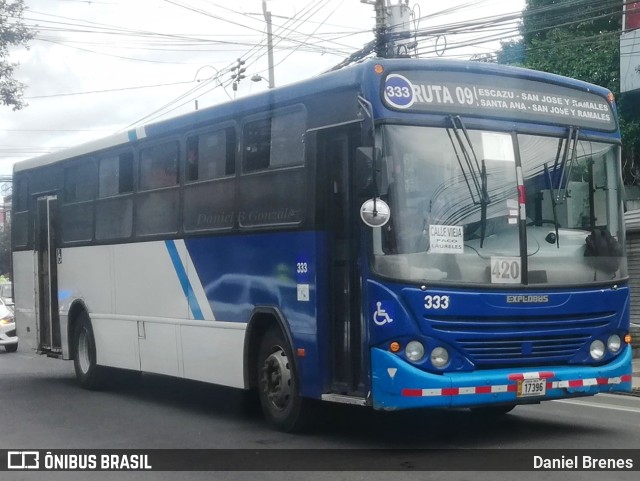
[73,311,106,390]
[257,326,312,432]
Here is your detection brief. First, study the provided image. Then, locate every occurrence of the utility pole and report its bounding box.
[361,0,413,58]
[262,0,275,88]
[361,0,386,57]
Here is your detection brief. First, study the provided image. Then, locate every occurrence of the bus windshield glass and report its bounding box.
[372,124,626,286]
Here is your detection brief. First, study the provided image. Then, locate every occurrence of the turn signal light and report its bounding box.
[389,341,401,353]
[374,64,384,75]
[624,333,632,344]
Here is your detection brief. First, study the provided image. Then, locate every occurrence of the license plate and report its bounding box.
[517,378,546,397]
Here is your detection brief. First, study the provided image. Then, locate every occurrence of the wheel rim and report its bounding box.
[260,347,292,411]
[77,328,91,374]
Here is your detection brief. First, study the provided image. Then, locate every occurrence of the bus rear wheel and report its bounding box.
[73,311,107,390]
[257,326,312,432]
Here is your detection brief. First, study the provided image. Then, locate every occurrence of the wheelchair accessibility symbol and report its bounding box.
[373,301,394,326]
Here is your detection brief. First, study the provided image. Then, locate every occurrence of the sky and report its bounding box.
[0,0,526,193]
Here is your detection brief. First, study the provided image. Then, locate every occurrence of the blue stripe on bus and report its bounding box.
[165,239,205,321]
[127,130,137,142]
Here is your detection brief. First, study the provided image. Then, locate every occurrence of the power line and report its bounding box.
[25,79,196,99]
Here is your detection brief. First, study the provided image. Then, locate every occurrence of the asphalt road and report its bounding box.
[1,344,639,481]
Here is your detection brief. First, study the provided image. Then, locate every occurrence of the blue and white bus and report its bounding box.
[12,58,632,432]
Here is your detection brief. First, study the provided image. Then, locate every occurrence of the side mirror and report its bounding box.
[360,198,390,228]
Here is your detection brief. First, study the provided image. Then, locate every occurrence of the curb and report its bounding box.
[615,389,640,397]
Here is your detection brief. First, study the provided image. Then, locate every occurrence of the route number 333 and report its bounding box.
[424,295,450,310]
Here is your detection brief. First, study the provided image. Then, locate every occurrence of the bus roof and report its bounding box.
[14,58,614,174]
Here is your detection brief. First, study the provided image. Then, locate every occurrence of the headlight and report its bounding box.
[0,318,13,325]
[430,347,449,368]
[589,340,605,360]
[607,334,622,354]
[405,341,425,362]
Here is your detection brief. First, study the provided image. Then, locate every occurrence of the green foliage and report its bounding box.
[497,0,640,184]
[525,28,619,94]
[0,221,10,275]
[522,0,620,46]
[0,0,35,110]
[496,39,525,66]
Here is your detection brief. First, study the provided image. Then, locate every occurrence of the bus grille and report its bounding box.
[427,312,614,367]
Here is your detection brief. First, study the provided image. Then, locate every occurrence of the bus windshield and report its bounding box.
[372,124,627,286]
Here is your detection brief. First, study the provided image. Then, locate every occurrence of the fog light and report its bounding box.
[607,334,621,354]
[589,340,605,360]
[405,341,425,361]
[430,347,449,368]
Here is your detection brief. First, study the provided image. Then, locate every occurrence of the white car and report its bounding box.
[0,298,17,353]
[0,282,13,310]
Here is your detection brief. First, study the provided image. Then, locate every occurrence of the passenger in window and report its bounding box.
[152,164,177,188]
[187,142,199,181]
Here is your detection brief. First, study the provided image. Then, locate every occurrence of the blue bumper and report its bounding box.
[371,346,633,410]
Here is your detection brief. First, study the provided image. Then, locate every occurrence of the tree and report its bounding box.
[0,0,35,111]
[497,0,640,184]
[496,39,525,66]
[0,219,10,276]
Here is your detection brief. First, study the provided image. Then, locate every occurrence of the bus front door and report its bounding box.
[35,195,61,354]
[322,128,366,397]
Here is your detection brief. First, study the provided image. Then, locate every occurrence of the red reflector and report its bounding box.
[296,348,306,357]
[518,185,526,204]
[401,389,423,397]
[476,386,492,394]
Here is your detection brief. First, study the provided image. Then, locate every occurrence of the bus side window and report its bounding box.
[243,109,305,173]
[140,142,179,190]
[62,160,97,243]
[243,118,271,172]
[98,152,133,197]
[183,128,237,234]
[12,176,29,249]
[238,108,307,230]
[186,128,236,182]
[137,141,180,236]
[96,152,134,241]
[64,161,96,203]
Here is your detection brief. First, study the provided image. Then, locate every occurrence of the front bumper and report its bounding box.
[371,345,632,410]
[0,323,18,346]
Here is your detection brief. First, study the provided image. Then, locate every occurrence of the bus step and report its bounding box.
[321,394,368,406]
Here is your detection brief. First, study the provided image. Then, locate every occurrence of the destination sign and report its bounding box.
[382,70,617,131]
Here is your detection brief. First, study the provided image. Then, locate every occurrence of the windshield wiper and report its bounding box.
[446,115,490,247]
[544,163,560,248]
[544,127,580,248]
[552,126,580,204]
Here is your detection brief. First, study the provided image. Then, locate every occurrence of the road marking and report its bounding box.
[553,398,640,414]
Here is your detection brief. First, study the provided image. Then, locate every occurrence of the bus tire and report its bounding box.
[73,311,106,390]
[5,342,18,353]
[257,326,313,432]
[470,404,516,416]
